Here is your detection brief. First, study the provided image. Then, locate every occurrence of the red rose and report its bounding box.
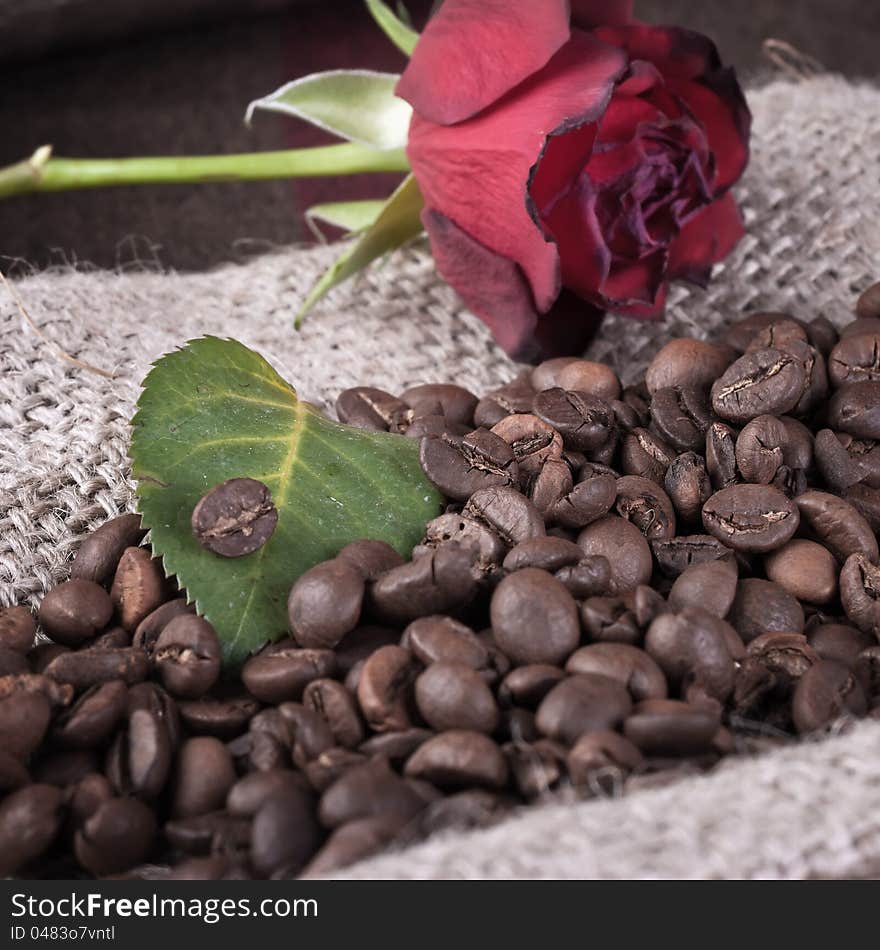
[397,0,751,360]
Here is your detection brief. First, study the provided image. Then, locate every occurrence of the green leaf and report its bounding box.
[305,199,385,241]
[130,337,442,668]
[245,70,411,151]
[365,0,419,55]
[297,173,424,324]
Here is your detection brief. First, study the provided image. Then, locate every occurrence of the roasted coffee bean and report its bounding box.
[164,811,251,859]
[651,534,734,577]
[828,381,880,439]
[531,357,580,391]
[107,705,172,799]
[318,757,423,829]
[419,428,517,501]
[502,537,583,573]
[855,646,880,699]
[73,796,156,875]
[491,569,580,666]
[226,769,310,817]
[828,333,880,387]
[0,691,51,761]
[620,427,675,484]
[504,739,565,799]
[301,814,409,877]
[623,699,721,755]
[855,282,880,320]
[842,318,880,340]
[702,484,799,553]
[795,490,879,564]
[462,486,545,545]
[764,539,838,604]
[734,415,788,484]
[532,388,615,451]
[711,348,805,423]
[614,475,676,541]
[279,703,340,769]
[577,516,653,594]
[191,477,278,558]
[71,514,146,584]
[645,608,736,702]
[0,784,65,876]
[171,737,237,818]
[792,660,867,734]
[843,483,880,532]
[554,556,613,598]
[38,579,114,646]
[723,312,796,353]
[734,632,818,716]
[111,547,166,631]
[840,553,880,634]
[32,748,98,788]
[528,458,572,516]
[806,316,838,355]
[620,387,652,428]
[629,585,669,630]
[649,386,713,453]
[668,559,738,618]
[474,375,538,428]
[154,615,221,699]
[727,577,804,643]
[89,626,131,650]
[580,597,640,645]
[359,728,432,765]
[303,747,367,793]
[490,413,563,479]
[705,421,739,492]
[53,680,127,749]
[336,539,405,580]
[744,318,808,353]
[304,679,364,749]
[816,430,880,493]
[356,645,417,733]
[127,682,181,749]
[807,624,874,668]
[242,709,291,772]
[664,452,712,526]
[414,513,505,579]
[566,644,667,702]
[46,647,149,692]
[567,730,644,790]
[336,386,408,430]
[288,559,365,649]
[415,661,499,734]
[404,730,508,789]
[401,616,488,670]
[333,626,400,679]
[497,665,565,709]
[645,339,733,394]
[0,645,28,676]
[0,671,72,707]
[178,695,260,738]
[535,674,632,745]
[241,640,336,704]
[0,605,36,653]
[555,360,621,401]
[550,470,617,529]
[68,773,114,827]
[401,383,477,426]
[132,598,195,656]
[404,414,472,441]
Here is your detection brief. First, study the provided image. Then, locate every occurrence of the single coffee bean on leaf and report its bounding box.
[191,477,278,558]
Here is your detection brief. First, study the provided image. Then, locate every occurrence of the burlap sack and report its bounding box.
[2,76,879,878]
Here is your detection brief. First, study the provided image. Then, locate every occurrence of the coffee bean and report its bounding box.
[336,539,405,580]
[241,640,336,704]
[577,516,653,594]
[0,691,51,761]
[419,428,517,501]
[668,559,738,618]
[71,513,146,584]
[68,772,114,827]
[839,552,880,634]
[651,534,734,577]
[132,598,195,656]
[107,705,173,799]
[288,559,364,649]
[474,375,538,428]
[401,383,478,426]
[645,339,733,394]
[664,452,712,526]
[532,388,615,451]
[856,282,880,320]
[401,616,488,670]
[356,645,417,733]
[53,680,128,749]
[614,475,677,542]
[795,490,879,564]
[490,413,563,480]
[792,660,867,734]
[744,318,808,353]
[191,477,278,558]
[497,665,565,709]
[554,556,612,598]
[535,674,632,745]
[178,695,260,738]
[38,579,113,646]
[359,729,432,765]
[531,357,579,391]
[806,316,839,355]
[734,415,788,484]
[711,348,805,423]
[727,577,804,643]
[828,381,880,440]
[0,784,66,876]
[579,597,640,645]
[154,615,221,699]
[415,514,505,580]
[807,624,874,668]
[74,797,157,876]
[828,333,880,387]
[491,569,580,666]
[46,647,149,692]
[164,811,250,858]
[650,386,714,454]
[855,646,880,699]
[623,699,721,755]
[502,537,583,573]
[318,757,423,829]
[528,458,572,517]
[0,644,28,677]
[415,661,499,734]
[550,470,617,529]
[504,739,565,799]
[172,737,237,818]
[764,539,838,604]
[370,543,477,624]
[111,547,166,631]
[567,730,644,790]
[336,387,409,431]
[462,486,545,545]
[404,730,508,789]
[300,814,408,877]
[0,605,36,653]
[723,312,797,353]
[620,428,675,484]
[702,484,799,553]
[304,678,365,748]
[565,644,667,702]
[556,360,621,401]
[785,340,828,415]
[226,769,311,817]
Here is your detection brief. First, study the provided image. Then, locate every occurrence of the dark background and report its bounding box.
[0,0,877,272]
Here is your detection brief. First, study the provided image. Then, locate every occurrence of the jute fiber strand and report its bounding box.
[1,77,879,878]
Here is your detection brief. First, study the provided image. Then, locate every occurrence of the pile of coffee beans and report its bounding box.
[3,281,880,880]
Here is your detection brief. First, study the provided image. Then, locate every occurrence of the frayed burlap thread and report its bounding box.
[2,77,880,878]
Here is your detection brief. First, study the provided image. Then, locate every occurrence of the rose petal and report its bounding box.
[615,59,664,97]
[594,24,722,80]
[407,30,627,314]
[531,289,607,360]
[396,0,571,126]
[611,282,668,320]
[571,0,635,29]
[667,190,745,284]
[603,248,668,307]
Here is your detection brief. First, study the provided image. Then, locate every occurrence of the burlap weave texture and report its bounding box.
[1,76,879,878]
